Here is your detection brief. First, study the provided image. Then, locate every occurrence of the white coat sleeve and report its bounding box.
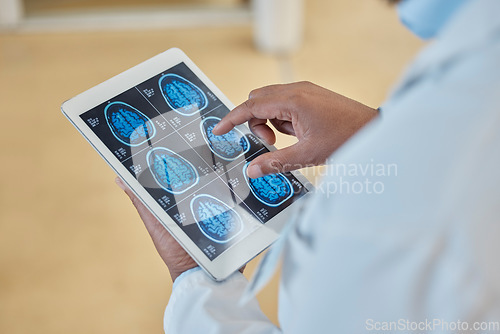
[163,267,282,334]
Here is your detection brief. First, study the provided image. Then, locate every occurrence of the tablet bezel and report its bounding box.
[61,48,314,281]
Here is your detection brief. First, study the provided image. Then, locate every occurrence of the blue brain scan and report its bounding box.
[147,147,199,194]
[159,73,208,116]
[104,102,156,146]
[201,116,250,161]
[190,194,243,244]
[243,163,293,207]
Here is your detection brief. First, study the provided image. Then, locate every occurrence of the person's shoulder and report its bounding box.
[438,0,500,54]
[388,0,500,108]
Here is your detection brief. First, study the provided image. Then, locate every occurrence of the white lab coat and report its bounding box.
[164,0,500,332]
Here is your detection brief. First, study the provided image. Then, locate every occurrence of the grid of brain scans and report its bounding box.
[81,62,308,260]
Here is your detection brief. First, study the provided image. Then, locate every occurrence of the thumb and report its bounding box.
[246,142,310,178]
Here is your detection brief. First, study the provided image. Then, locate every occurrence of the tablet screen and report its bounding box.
[80,62,308,260]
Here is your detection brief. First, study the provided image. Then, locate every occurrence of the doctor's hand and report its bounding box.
[115,177,197,282]
[212,81,378,178]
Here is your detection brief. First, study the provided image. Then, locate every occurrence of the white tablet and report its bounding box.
[61,48,313,281]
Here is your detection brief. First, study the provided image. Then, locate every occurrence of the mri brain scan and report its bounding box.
[105,101,156,146]
[244,163,293,207]
[159,74,208,116]
[201,116,250,161]
[147,147,199,194]
[190,194,243,243]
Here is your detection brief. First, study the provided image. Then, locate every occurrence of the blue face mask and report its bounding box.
[397,0,468,39]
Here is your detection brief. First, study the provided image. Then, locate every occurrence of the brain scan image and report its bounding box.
[243,163,293,207]
[104,101,156,146]
[201,116,250,161]
[147,147,199,194]
[190,194,243,243]
[159,73,208,116]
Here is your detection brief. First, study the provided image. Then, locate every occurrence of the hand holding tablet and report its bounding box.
[61,48,312,281]
[115,177,197,282]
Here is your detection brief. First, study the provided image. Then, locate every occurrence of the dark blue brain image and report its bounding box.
[159,74,208,116]
[147,147,199,194]
[244,164,293,207]
[201,117,250,161]
[191,195,243,244]
[104,102,156,146]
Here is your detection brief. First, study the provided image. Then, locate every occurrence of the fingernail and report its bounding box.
[115,177,126,190]
[212,123,220,134]
[246,164,263,179]
[259,136,269,146]
[251,129,268,145]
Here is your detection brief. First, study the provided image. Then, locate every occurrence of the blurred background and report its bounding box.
[0,0,423,332]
